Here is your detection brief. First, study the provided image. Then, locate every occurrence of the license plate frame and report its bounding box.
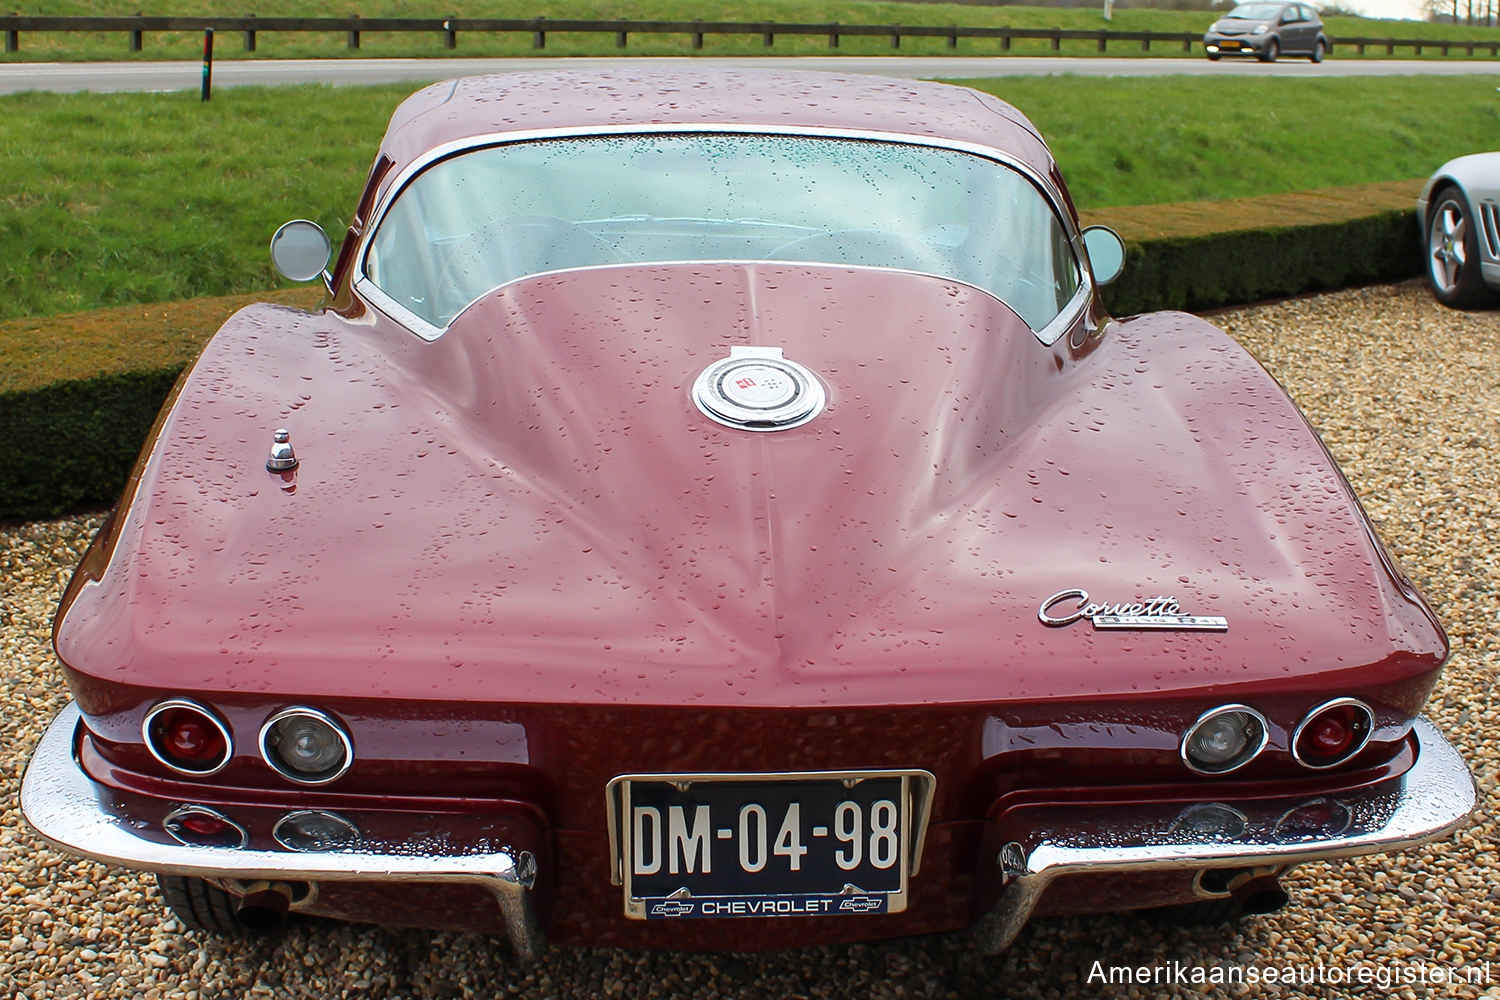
[606,769,936,920]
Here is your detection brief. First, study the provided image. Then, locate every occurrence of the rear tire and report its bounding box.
[1146,896,1247,926]
[1258,37,1279,62]
[156,874,261,935]
[1309,39,1325,62]
[1426,185,1500,310]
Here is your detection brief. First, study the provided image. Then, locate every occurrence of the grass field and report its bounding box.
[3,74,1497,321]
[2,0,1498,61]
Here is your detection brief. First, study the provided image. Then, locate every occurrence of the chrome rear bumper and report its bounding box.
[973,716,1475,953]
[21,704,544,960]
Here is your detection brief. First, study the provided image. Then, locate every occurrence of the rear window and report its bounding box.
[364,133,1080,333]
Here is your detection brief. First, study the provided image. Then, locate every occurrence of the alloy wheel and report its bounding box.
[1428,200,1467,295]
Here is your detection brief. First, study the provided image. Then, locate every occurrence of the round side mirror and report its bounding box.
[270,220,332,283]
[1081,226,1125,286]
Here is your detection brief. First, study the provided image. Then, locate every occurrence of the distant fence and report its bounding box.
[2,15,1498,57]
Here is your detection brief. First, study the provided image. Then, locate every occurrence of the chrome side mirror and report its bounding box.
[1081,226,1125,286]
[270,220,332,282]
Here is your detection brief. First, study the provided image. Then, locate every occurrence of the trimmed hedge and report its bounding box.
[0,180,1428,520]
[1,368,187,519]
[0,288,322,521]
[1083,178,1425,315]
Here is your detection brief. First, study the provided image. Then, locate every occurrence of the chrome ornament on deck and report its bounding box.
[1038,589,1228,631]
[692,346,826,432]
[266,428,298,471]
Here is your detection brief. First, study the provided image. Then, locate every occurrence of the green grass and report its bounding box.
[2,74,1497,321]
[0,85,405,320]
[2,0,1498,61]
[965,75,1500,207]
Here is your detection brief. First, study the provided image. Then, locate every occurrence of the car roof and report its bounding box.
[371,68,1063,207]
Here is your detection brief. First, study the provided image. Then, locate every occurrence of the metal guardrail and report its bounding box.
[0,15,1496,58]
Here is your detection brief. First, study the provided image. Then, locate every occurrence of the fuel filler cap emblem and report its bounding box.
[692,347,826,432]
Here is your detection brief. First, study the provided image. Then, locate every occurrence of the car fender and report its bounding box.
[1421,152,1500,208]
[1420,152,1500,270]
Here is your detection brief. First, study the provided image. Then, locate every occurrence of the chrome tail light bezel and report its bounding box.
[162,804,250,849]
[142,699,234,777]
[1180,703,1271,776]
[273,809,363,853]
[1291,697,1375,770]
[258,706,355,785]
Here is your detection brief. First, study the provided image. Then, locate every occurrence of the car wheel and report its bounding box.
[1426,186,1499,309]
[1146,897,1247,926]
[1258,38,1279,62]
[1309,39,1325,62]
[1206,51,1221,60]
[157,874,268,936]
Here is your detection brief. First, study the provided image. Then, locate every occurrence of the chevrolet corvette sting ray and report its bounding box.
[21,70,1475,958]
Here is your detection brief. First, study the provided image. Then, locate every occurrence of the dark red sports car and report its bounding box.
[23,69,1474,960]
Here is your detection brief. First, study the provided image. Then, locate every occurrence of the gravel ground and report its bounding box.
[2,279,1498,1000]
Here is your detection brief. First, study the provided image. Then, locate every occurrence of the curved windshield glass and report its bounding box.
[365,134,1080,332]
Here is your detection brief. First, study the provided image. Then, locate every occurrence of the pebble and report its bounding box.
[1,280,1496,998]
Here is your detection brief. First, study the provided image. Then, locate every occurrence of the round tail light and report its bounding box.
[163,805,248,849]
[143,700,232,776]
[259,708,353,784]
[1292,698,1373,769]
[1181,705,1269,775]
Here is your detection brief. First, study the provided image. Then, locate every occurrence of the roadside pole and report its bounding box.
[201,27,213,102]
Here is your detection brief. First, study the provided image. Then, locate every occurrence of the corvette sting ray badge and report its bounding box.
[1038,588,1229,631]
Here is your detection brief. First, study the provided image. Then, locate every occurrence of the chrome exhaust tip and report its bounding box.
[1228,872,1289,915]
[234,880,294,931]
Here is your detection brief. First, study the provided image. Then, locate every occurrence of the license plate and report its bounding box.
[607,770,935,920]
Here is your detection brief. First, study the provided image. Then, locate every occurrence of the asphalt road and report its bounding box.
[3,54,1500,93]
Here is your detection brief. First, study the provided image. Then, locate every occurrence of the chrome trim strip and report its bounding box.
[352,123,1092,347]
[1033,279,1092,348]
[258,706,355,786]
[368,258,1084,349]
[353,275,443,342]
[973,715,1475,954]
[141,699,234,777]
[22,705,544,961]
[1290,697,1374,770]
[1179,703,1271,776]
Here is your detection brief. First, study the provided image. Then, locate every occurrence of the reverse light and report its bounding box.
[143,700,233,776]
[1181,705,1269,775]
[273,810,362,852]
[1292,698,1374,769]
[260,707,353,784]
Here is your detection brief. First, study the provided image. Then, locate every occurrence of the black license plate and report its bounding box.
[608,771,934,920]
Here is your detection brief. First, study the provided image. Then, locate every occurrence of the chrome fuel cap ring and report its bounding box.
[692,346,826,432]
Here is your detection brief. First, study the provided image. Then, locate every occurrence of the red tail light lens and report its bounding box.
[143,701,233,775]
[1292,699,1374,769]
[163,806,248,849]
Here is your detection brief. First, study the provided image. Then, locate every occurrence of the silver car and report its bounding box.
[1204,2,1330,62]
[1419,153,1500,309]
